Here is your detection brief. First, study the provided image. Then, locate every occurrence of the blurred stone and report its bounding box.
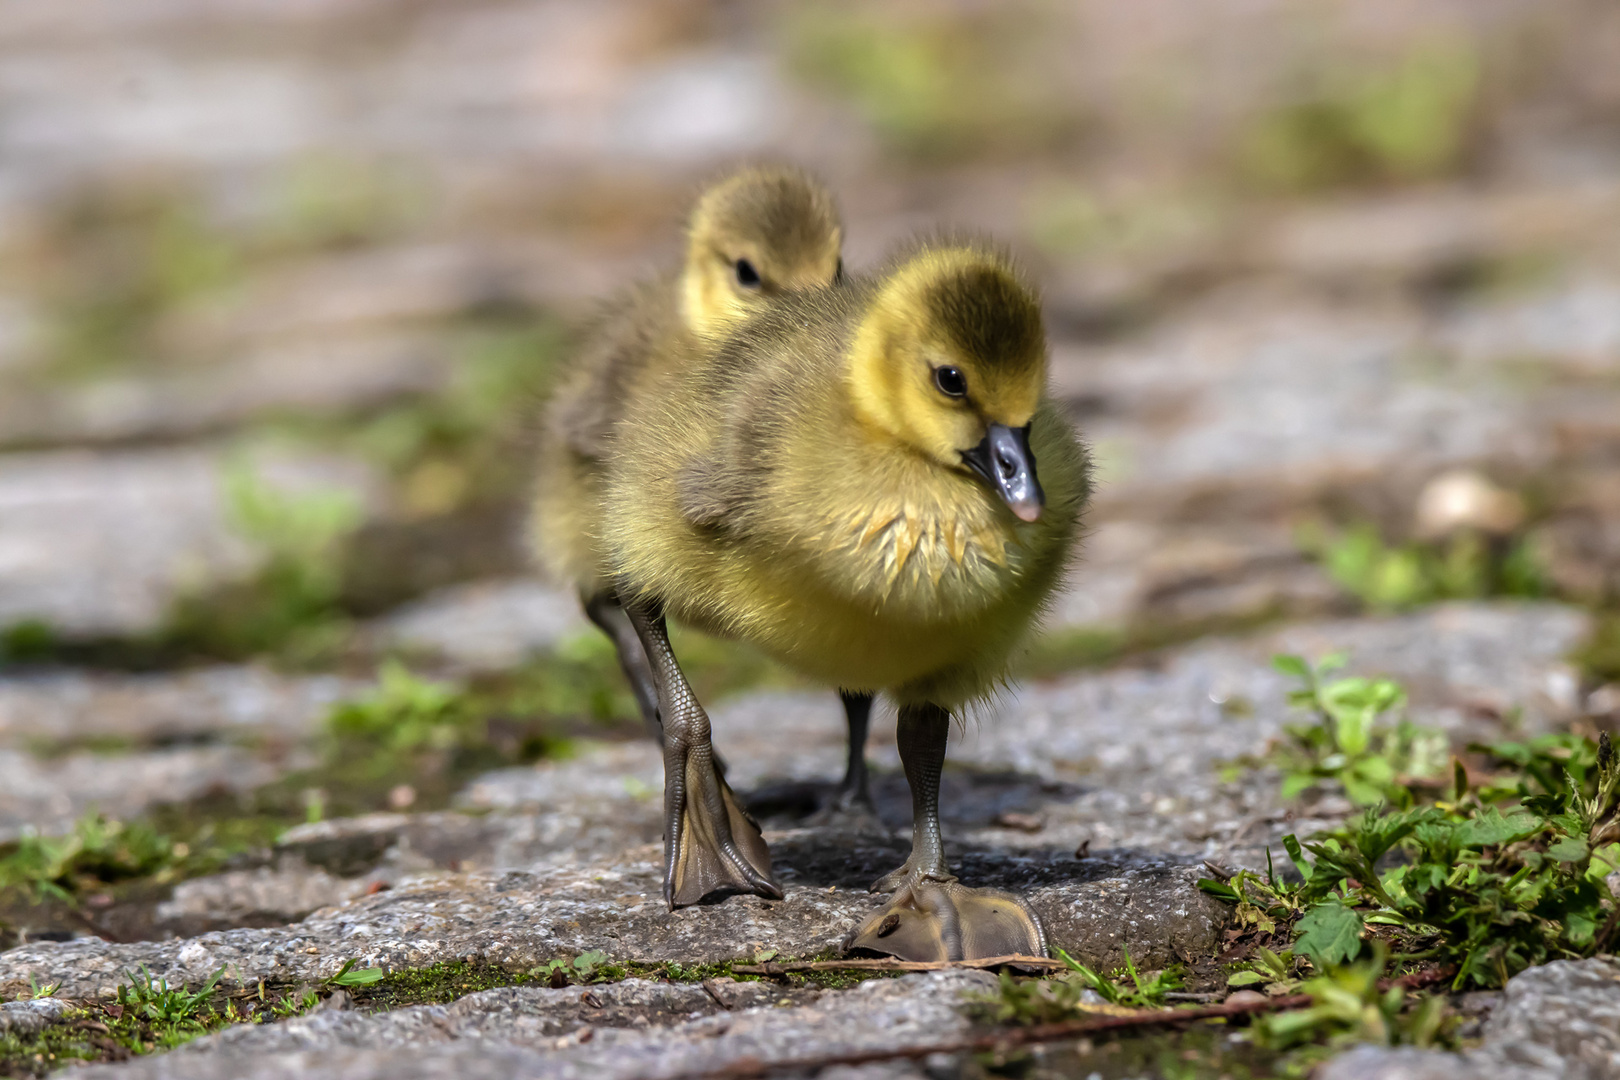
[1589,684,1620,721]
[0,665,360,748]
[1442,276,1620,377]
[0,444,385,637]
[0,997,74,1037]
[1414,469,1526,538]
[1260,185,1620,286]
[156,858,372,926]
[0,334,450,448]
[0,746,277,843]
[371,578,588,673]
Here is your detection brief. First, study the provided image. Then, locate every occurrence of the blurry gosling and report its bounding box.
[529,166,868,792]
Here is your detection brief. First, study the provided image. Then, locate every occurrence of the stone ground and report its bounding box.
[2,1,1620,1077]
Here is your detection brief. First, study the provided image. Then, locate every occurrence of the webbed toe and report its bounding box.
[844,878,1047,962]
[668,768,780,907]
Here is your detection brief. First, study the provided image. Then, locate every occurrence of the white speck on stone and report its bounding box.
[177,942,212,969]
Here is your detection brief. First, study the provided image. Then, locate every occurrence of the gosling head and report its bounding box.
[681,165,843,339]
[848,245,1048,523]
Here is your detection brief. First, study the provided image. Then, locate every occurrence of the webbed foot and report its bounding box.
[666,738,781,907]
[845,874,1047,962]
[622,596,781,909]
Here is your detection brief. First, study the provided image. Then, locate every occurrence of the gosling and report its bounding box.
[601,242,1090,960]
[530,167,881,808]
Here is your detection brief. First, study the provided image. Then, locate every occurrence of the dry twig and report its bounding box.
[730,954,1063,976]
[671,964,1456,1079]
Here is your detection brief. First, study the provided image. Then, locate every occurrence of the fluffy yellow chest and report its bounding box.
[816,498,1017,607]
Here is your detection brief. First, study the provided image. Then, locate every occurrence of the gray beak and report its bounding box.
[961,423,1044,523]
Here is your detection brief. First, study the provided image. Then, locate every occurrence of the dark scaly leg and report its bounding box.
[624,596,780,908]
[833,690,875,812]
[845,702,1047,962]
[582,589,660,740]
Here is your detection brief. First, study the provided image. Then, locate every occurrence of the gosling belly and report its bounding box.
[669,568,1024,697]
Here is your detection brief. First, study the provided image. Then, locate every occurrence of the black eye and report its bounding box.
[734,259,761,289]
[933,365,967,398]
[833,257,845,284]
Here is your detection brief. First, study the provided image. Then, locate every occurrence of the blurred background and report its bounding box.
[1,0,1619,940]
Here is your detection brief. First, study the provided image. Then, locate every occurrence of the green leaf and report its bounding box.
[1281,772,1317,799]
[1282,834,1313,882]
[1227,970,1268,987]
[1566,909,1598,946]
[1272,654,1311,680]
[327,959,384,987]
[1197,879,1239,900]
[1547,837,1589,863]
[1255,947,1291,977]
[1293,901,1363,967]
[1587,842,1620,880]
[1458,808,1541,848]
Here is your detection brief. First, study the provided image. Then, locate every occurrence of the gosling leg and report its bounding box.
[833,690,875,812]
[582,589,660,740]
[624,596,780,908]
[845,701,1047,962]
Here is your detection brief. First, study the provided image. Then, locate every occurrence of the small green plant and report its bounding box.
[784,5,1075,162]
[325,959,385,988]
[116,967,226,1044]
[1268,653,1448,806]
[0,620,57,666]
[0,814,178,904]
[1058,947,1183,1008]
[29,183,242,379]
[532,950,609,986]
[26,977,62,1001]
[325,661,481,778]
[981,948,1183,1025]
[1309,523,1544,612]
[1225,946,1304,995]
[1256,944,1447,1052]
[1239,42,1480,192]
[1209,738,1620,990]
[160,460,362,662]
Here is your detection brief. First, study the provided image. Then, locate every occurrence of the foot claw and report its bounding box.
[844,879,1047,962]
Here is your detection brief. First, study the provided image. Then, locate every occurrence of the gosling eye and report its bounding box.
[933,365,968,398]
[833,257,845,284]
[734,258,761,289]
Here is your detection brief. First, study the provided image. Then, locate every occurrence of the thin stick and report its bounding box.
[669,964,1455,1079]
[730,954,1064,976]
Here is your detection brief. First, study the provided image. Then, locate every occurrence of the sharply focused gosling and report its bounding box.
[529,165,857,784]
[602,242,1090,958]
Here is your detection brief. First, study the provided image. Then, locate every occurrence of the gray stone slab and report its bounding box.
[0,745,276,844]
[458,602,1583,866]
[0,843,1222,1000]
[70,970,993,1080]
[0,445,384,637]
[0,334,450,448]
[155,859,375,927]
[0,997,73,1037]
[370,578,589,673]
[0,665,359,748]
[1441,275,1620,377]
